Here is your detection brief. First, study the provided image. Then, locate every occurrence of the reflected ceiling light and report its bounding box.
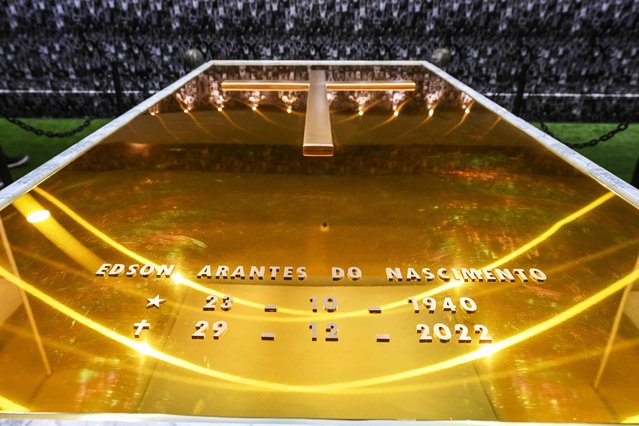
[136,341,153,356]
[183,109,189,113]
[464,107,471,114]
[286,106,292,114]
[26,209,51,223]
[358,110,364,116]
[217,106,223,112]
[172,273,185,285]
[428,108,435,117]
[148,104,160,116]
[393,110,399,117]
[251,105,258,111]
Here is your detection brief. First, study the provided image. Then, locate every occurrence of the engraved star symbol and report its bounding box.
[146,295,166,309]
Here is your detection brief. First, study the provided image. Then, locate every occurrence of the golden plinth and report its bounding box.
[0,62,638,424]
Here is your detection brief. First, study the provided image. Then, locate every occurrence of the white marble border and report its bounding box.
[0,60,215,210]
[0,413,618,426]
[4,59,635,209]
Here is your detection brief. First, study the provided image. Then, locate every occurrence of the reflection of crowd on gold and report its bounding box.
[169,65,463,114]
[1,0,637,120]
[72,142,578,180]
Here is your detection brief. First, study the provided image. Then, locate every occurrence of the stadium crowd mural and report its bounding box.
[1,0,638,121]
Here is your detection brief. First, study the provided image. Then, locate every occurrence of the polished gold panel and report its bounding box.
[0,64,638,423]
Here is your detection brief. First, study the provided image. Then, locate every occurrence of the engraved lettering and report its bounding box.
[139,264,154,277]
[249,266,265,280]
[437,268,450,281]
[493,268,515,282]
[215,265,229,279]
[230,266,246,279]
[513,268,528,282]
[296,267,307,281]
[460,268,484,282]
[156,264,174,278]
[283,266,294,280]
[332,267,345,281]
[126,264,140,277]
[197,265,212,279]
[530,268,546,283]
[95,263,111,276]
[450,268,462,280]
[269,266,280,280]
[347,267,362,281]
[386,267,403,282]
[482,268,496,282]
[421,268,435,281]
[406,267,421,281]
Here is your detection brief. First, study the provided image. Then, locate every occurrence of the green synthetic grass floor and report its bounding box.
[0,119,637,183]
[1,118,112,181]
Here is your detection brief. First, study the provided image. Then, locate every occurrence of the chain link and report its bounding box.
[540,121,630,149]
[1,115,93,138]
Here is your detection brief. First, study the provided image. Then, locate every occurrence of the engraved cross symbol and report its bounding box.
[133,319,150,338]
[221,71,415,157]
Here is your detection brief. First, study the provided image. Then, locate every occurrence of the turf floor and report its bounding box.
[0,119,637,184]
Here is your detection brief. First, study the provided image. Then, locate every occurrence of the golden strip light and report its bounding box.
[31,188,616,321]
[221,81,415,92]
[1,262,636,393]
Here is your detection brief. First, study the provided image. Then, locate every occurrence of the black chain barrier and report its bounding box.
[1,115,93,138]
[539,121,630,149]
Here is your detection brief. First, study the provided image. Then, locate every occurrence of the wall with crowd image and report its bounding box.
[1,0,638,121]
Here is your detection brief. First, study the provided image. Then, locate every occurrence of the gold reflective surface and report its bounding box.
[1,64,639,422]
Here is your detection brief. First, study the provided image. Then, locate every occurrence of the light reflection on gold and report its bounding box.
[480,116,502,139]
[1,260,636,393]
[26,209,50,223]
[31,188,616,322]
[155,114,181,141]
[184,111,216,139]
[4,301,637,399]
[624,414,639,423]
[13,194,103,272]
[217,109,250,133]
[0,395,29,412]
[443,100,475,137]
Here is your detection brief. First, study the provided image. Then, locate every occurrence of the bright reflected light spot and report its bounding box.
[623,414,639,423]
[137,342,153,355]
[464,107,471,114]
[150,112,156,116]
[393,110,399,117]
[477,345,498,358]
[172,272,185,285]
[428,108,434,117]
[183,109,189,113]
[286,106,292,114]
[217,107,223,112]
[251,105,257,111]
[26,210,51,223]
[0,394,29,411]
[358,110,364,116]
